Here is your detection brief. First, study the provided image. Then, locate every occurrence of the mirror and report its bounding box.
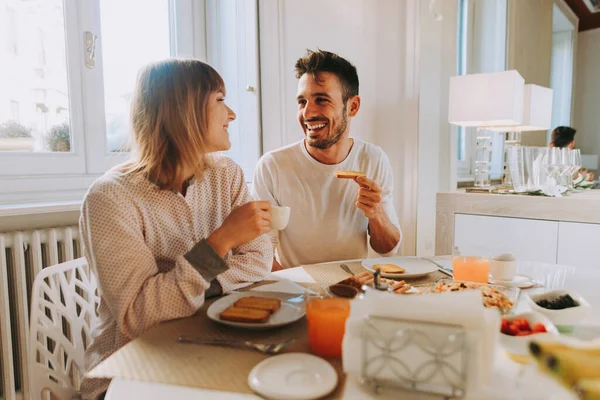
[457,0,599,185]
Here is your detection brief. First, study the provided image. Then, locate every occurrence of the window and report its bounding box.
[549,3,576,143]
[0,0,260,204]
[455,0,507,182]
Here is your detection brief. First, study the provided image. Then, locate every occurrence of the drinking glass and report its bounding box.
[508,146,544,192]
[557,148,572,188]
[451,247,490,283]
[541,147,560,185]
[569,149,582,190]
[526,146,546,191]
[305,291,350,358]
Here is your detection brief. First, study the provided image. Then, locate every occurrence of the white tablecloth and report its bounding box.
[106,261,600,400]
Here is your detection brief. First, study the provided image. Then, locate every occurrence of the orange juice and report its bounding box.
[452,256,490,283]
[306,298,350,358]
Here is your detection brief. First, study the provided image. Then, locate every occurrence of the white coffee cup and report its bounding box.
[490,253,517,281]
[270,206,290,231]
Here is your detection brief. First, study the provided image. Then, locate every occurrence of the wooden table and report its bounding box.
[102,260,600,400]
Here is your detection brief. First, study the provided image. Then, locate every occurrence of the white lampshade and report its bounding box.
[489,84,553,132]
[448,70,525,127]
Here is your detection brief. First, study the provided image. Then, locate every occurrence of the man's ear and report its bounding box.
[347,96,361,117]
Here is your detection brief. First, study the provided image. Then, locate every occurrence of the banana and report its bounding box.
[575,379,600,400]
[531,341,600,357]
[529,341,600,390]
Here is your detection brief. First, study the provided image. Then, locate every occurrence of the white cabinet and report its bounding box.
[454,214,559,263]
[557,222,600,269]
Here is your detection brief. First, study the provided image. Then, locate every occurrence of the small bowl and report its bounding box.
[499,312,559,358]
[526,290,591,331]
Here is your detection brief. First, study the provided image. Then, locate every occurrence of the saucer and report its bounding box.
[248,353,338,400]
[489,274,536,289]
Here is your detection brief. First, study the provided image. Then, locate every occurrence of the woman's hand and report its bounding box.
[208,201,272,256]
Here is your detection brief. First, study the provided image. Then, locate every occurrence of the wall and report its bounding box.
[416,0,457,255]
[259,0,378,152]
[506,0,553,146]
[574,28,600,158]
[259,0,421,255]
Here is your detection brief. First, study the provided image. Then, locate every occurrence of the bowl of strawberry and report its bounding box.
[499,312,559,358]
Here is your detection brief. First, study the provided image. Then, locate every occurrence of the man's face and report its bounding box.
[296,72,350,150]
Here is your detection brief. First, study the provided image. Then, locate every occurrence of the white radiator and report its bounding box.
[0,226,81,400]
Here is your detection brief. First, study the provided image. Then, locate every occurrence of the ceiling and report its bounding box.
[565,0,600,31]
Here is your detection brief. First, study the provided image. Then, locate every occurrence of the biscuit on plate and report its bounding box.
[233,296,281,313]
[334,170,366,179]
[219,306,271,323]
[373,263,406,274]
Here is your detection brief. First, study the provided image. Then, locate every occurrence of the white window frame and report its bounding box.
[0,0,239,205]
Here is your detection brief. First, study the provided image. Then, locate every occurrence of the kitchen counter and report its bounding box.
[435,189,600,259]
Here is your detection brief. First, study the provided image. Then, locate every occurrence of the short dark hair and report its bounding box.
[294,49,359,103]
[551,126,577,148]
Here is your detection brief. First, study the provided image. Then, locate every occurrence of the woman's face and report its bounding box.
[206,90,236,152]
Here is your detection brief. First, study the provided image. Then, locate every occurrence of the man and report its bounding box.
[548,126,594,182]
[549,126,576,149]
[252,49,401,270]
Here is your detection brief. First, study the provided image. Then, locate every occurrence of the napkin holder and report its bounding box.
[358,315,469,399]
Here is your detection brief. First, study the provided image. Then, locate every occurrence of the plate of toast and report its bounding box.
[361,256,437,279]
[207,292,306,330]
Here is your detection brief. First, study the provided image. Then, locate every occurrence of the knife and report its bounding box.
[340,263,355,276]
[420,257,453,277]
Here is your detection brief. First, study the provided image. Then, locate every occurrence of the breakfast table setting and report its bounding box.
[89,255,600,400]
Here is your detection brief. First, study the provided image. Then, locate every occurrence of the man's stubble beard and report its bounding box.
[306,104,348,150]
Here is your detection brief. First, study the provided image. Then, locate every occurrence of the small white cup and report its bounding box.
[490,253,517,281]
[270,206,290,231]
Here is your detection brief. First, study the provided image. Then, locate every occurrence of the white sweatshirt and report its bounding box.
[252,139,401,268]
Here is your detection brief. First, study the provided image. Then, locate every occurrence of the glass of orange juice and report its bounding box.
[452,255,490,283]
[305,292,350,358]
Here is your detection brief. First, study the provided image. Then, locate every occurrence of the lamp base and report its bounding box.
[465,186,497,193]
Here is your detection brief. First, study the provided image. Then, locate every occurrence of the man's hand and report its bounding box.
[353,176,401,254]
[354,176,384,219]
[271,257,284,272]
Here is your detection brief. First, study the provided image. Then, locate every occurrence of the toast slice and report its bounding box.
[219,306,271,323]
[233,296,281,313]
[373,263,406,274]
[334,170,366,179]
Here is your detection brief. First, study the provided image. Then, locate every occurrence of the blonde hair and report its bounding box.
[121,59,225,189]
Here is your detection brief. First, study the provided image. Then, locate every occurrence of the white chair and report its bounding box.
[28,257,100,400]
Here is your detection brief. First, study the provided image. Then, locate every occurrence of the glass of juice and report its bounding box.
[452,255,490,283]
[305,292,350,358]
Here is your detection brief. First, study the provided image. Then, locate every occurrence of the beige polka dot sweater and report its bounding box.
[79,155,273,399]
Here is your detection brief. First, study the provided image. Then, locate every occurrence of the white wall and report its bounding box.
[574,28,600,159]
[259,0,421,255]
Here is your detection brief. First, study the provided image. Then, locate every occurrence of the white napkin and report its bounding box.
[250,278,314,295]
[342,290,499,396]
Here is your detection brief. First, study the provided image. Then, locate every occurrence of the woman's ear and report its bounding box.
[347,95,361,117]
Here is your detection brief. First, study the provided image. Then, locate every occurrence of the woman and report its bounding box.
[79,59,273,399]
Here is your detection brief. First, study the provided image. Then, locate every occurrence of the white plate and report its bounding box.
[362,256,437,279]
[207,292,305,330]
[248,353,338,400]
[489,274,536,289]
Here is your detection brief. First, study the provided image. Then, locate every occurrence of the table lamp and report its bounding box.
[449,70,525,187]
[489,84,554,187]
